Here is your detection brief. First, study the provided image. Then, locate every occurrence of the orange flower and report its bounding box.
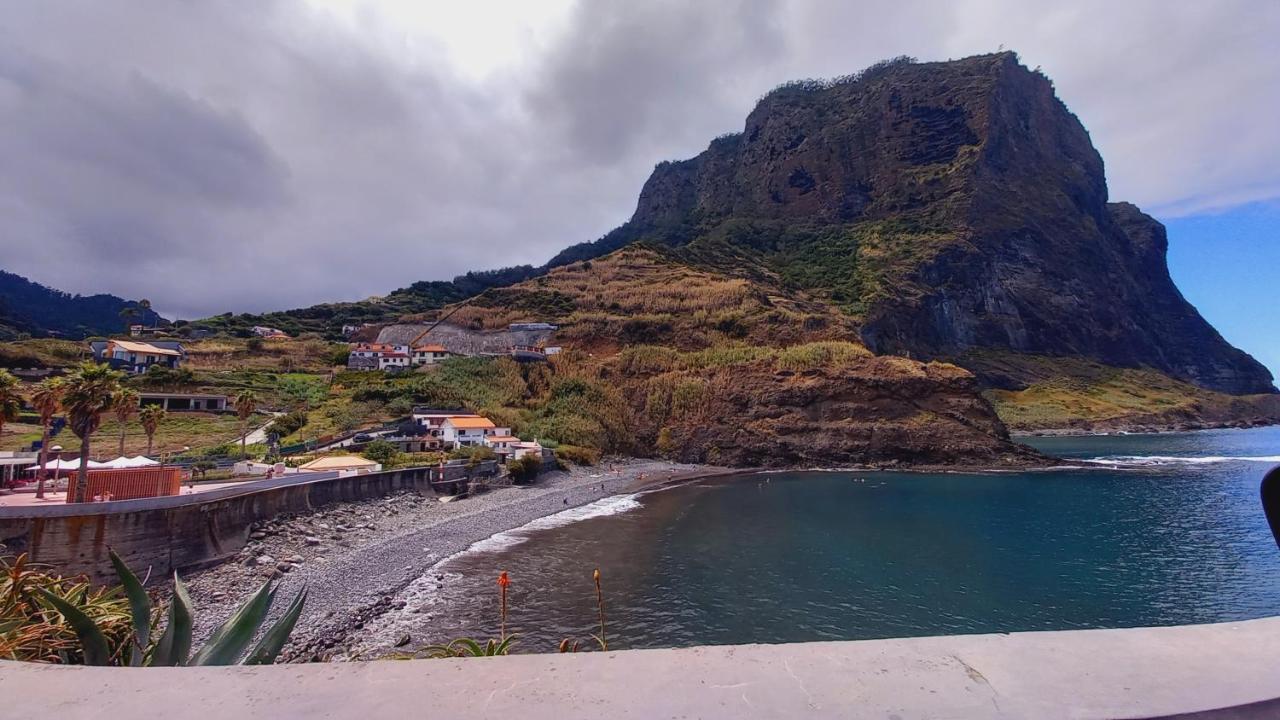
[497,571,510,588]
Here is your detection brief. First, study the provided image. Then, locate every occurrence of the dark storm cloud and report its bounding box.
[0,1,1277,318]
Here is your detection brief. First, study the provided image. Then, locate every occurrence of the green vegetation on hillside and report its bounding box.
[978,353,1280,431]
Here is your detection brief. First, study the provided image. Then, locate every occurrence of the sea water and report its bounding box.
[370,427,1280,653]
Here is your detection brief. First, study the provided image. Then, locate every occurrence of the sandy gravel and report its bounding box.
[184,459,728,661]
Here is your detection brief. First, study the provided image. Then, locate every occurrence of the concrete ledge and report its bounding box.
[2,617,1277,719]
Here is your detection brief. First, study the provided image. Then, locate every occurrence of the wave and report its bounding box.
[1090,454,1280,467]
[452,493,644,557]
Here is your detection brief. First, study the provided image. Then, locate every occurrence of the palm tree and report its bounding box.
[234,390,258,459]
[62,364,124,503]
[30,378,64,499]
[0,369,20,440]
[112,387,140,458]
[138,405,166,457]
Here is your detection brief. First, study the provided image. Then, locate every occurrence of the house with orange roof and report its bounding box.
[411,344,452,366]
[440,415,511,448]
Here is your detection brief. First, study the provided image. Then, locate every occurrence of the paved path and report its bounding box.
[241,414,283,446]
[2,617,1278,719]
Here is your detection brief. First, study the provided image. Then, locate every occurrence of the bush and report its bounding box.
[361,439,399,465]
[386,396,414,416]
[507,455,542,484]
[554,445,600,466]
[448,445,497,467]
[132,365,195,388]
[268,409,309,438]
[246,336,264,352]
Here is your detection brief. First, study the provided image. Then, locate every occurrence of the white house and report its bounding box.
[411,344,451,366]
[484,434,521,454]
[484,435,544,460]
[439,416,510,448]
[98,340,185,375]
[412,408,477,433]
[377,352,411,371]
[348,343,411,371]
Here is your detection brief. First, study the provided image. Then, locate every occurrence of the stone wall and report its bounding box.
[0,463,493,584]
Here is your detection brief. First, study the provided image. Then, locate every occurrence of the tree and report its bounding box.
[234,390,258,459]
[30,378,64,499]
[0,369,21,441]
[138,405,166,457]
[62,364,124,502]
[111,387,139,458]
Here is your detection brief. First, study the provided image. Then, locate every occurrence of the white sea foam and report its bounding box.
[459,493,643,554]
[1090,454,1280,466]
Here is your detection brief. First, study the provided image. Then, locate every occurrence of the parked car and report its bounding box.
[353,433,374,443]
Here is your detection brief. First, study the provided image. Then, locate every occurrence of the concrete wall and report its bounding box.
[0,464,484,583]
[1,617,1277,719]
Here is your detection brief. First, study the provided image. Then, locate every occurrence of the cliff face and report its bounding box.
[585,53,1273,396]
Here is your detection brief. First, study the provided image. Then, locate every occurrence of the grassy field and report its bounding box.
[981,354,1280,430]
[0,411,270,458]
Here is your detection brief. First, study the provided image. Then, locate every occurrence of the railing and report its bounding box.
[67,466,184,503]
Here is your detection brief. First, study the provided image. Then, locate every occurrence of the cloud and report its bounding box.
[0,0,1277,318]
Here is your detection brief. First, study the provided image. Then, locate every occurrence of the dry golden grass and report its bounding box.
[183,338,339,372]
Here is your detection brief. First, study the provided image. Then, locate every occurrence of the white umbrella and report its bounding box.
[100,456,157,469]
[24,458,108,472]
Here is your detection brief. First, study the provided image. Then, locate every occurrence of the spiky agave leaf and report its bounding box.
[188,580,276,666]
[242,586,307,665]
[151,573,193,666]
[108,550,151,666]
[34,589,111,665]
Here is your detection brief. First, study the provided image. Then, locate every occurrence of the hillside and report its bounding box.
[0,269,163,340]
[416,247,1040,467]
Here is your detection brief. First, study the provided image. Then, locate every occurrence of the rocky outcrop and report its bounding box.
[622,356,1044,468]
[562,52,1274,397]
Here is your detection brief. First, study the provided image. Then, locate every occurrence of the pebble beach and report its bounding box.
[184,460,729,661]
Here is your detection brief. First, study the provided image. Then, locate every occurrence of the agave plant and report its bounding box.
[421,636,516,658]
[0,554,134,664]
[33,549,307,666]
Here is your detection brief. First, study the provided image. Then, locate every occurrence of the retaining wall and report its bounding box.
[0,463,491,583]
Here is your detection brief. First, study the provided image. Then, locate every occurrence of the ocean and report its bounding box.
[364,426,1280,654]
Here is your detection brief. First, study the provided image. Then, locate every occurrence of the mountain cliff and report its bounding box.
[551,52,1275,398]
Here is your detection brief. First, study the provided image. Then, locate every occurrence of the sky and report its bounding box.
[0,1,1277,373]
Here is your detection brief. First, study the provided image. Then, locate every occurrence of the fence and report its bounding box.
[68,466,184,503]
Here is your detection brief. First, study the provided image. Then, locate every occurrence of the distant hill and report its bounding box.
[0,270,163,340]
[190,266,540,339]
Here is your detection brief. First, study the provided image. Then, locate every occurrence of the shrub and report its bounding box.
[268,409,308,438]
[774,341,871,372]
[507,455,542,484]
[448,445,497,466]
[132,366,195,388]
[386,396,414,416]
[554,445,600,466]
[361,439,399,465]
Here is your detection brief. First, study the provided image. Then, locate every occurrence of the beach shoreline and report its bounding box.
[184,459,735,661]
